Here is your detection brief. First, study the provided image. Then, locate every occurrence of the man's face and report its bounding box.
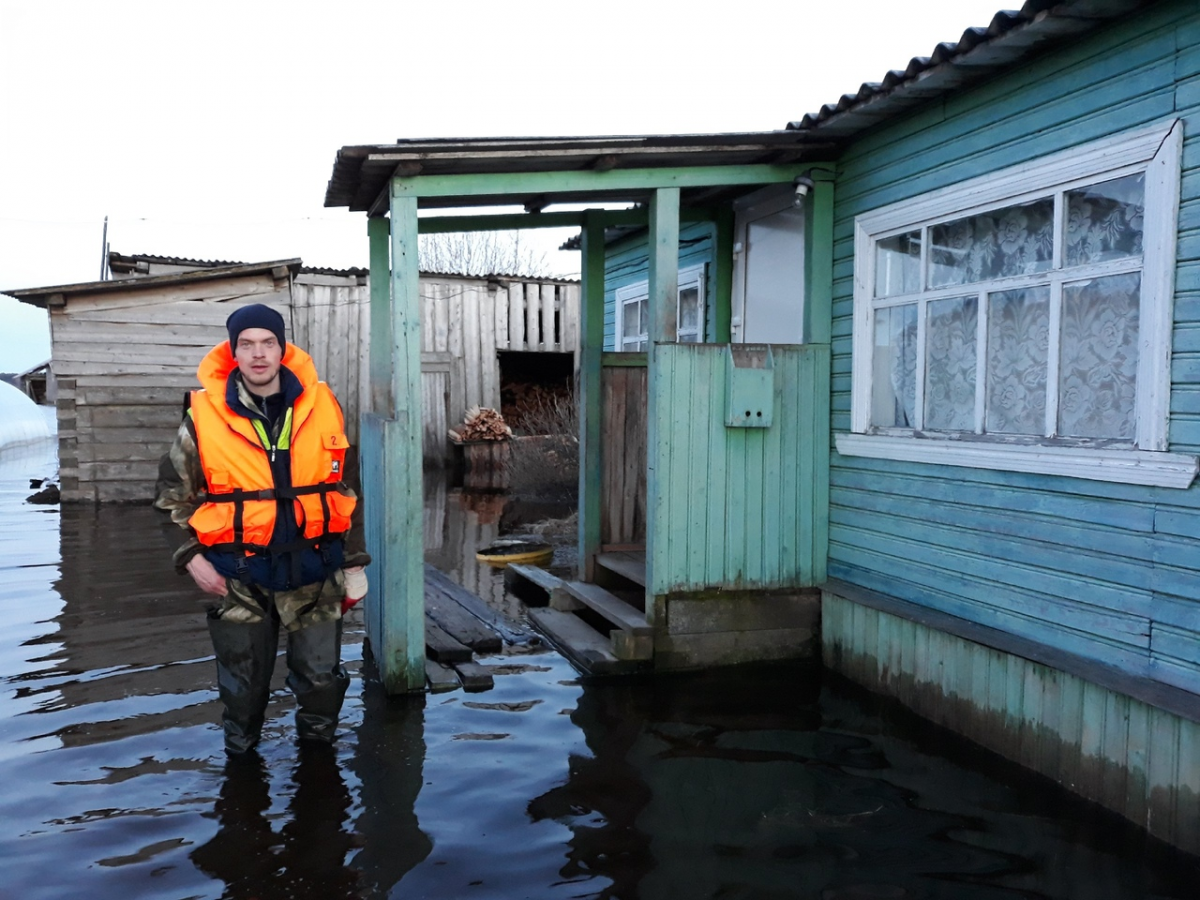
[233,327,284,396]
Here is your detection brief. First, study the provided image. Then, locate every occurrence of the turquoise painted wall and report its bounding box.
[604,222,716,350]
[829,2,1200,694]
[649,343,829,595]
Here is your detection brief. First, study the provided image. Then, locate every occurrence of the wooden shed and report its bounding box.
[8,254,579,502]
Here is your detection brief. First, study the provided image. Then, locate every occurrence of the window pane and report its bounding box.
[1065,173,1144,267]
[925,296,977,431]
[930,198,1054,288]
[871,304,917,428]
[679,286,700,332]
[986,286,1049,435]
[1058,273,1140,440]
[876,231,921,297]
[622,299,642,340]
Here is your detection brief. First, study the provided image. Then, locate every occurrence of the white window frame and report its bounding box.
[614,263,707,350]
[838,120,1198,489]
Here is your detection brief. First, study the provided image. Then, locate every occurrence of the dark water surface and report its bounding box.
[1,447,1198,899]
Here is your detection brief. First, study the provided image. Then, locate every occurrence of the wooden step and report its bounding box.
[528,608,626,675]
[552,581,651,635]
[595,551,646,587]
[504,563,565,605]
[550,581,652,661]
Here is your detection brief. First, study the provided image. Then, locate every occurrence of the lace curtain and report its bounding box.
[871,173,1145,439]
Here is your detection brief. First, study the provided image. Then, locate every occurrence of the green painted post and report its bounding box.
[804,170,835,584]
[362,217,392,654]
[646,187,680,611]
[805,170,836,345]
[713,209,734,343]
[578,210,606,581]
[378,188,425,693]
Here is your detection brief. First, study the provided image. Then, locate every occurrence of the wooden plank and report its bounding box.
[503,563,564,603]
[556,581,650,635]
[422,657,458,696]
[424,615,473,663]
[527,607,624,675]
[480,287,499,410]
[424,563,526,647]
[595,551,646,587]
[507,283,524,350]
[391,163,808,199]
[579,211,607,580]
[525,282,541,349]
[462,285,482,412]
[494,282,509,350]
[540,283,556,351]
[452,661,495,692]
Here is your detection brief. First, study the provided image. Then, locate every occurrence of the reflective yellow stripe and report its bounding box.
[278,408,293,451]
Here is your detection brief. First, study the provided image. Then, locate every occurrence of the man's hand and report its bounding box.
[186,554,228,596]
[342,566,368,614]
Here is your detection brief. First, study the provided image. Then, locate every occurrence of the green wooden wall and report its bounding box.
[828,1,1200,695]
[648,343,829,596]
[823,593,1200,854]
[603,222,716,349]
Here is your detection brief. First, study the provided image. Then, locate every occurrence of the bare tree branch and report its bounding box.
[418,231,552,278]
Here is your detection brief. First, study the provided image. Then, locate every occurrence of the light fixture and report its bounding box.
[793,174,815,206]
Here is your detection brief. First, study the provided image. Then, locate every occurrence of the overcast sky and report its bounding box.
[0,0,1008,374]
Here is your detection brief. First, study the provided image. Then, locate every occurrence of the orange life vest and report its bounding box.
[186,342,356,555]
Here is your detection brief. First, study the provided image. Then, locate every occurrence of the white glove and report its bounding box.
[342,566,368,609]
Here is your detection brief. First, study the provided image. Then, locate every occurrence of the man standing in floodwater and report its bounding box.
[155,303,370,754]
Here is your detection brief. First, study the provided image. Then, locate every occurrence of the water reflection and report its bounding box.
[191,746,361,899]
[1,455,1199,899]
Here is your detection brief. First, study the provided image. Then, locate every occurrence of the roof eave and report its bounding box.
[5,259,303,308]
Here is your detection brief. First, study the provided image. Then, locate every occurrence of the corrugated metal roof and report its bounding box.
[6,259,302,309]
[324,0,1156,214]
[787,0,1152,135]
[107,251,246,272]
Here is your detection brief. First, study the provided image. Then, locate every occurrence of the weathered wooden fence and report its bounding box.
[600,355,648,546]
[294,274,580,466]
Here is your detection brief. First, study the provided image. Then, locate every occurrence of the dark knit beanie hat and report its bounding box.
[227,304,286,352]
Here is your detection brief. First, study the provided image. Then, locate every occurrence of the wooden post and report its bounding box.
[361,192,426,694]
[804,170,835,583]
[646,188,679,616]
[805,171,836,345]
[712,208,735,343]
[578,210,605,581]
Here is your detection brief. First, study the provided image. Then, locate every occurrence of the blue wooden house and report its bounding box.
[325,0,1200,854]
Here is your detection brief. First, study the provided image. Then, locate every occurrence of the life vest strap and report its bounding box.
[204,483,340,503]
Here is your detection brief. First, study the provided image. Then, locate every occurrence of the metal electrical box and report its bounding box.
[725,344,775,428]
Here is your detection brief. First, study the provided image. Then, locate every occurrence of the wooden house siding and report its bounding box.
[50,273,291,503]
[828,3,1200,695]
[604,222,716,349]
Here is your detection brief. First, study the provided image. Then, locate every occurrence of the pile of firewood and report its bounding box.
[501,381,573,434]
[449,406,512,442]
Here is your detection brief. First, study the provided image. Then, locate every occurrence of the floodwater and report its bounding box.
[1,443,1199,900]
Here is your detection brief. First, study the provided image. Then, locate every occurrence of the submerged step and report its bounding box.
[527,608,627,675]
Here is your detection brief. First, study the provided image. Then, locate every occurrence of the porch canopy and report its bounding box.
[324,130,836,692]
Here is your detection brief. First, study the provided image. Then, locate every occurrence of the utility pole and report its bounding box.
[98,216,109,281]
